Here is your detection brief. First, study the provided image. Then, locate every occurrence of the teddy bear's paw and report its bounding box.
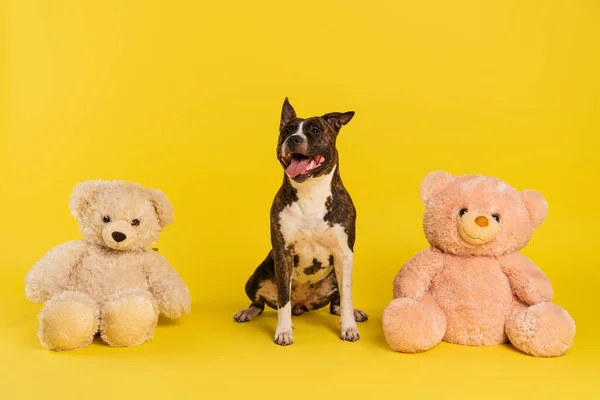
[382,297,446,353]
[101,292,159,347]
[25,282,52,303]
[341,326,361,342]
[274,329,294,346]
[39,292,99,351]
[506,302,575,357]
[157,290,192,320]
[161,302,191,320]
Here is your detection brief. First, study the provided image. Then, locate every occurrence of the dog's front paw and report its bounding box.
[341,326,360,342]
[274,330,294,346]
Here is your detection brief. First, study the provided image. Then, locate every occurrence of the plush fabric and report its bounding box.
[26,180,191,351]
[383,172,575,357]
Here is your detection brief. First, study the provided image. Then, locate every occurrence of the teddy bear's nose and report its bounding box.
[475,216,489,227]
[112,231,127,242]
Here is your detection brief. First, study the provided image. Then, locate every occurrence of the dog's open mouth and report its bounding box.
[282,153,325,178]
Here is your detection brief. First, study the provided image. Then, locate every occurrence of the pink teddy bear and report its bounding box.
[383,172,575,357]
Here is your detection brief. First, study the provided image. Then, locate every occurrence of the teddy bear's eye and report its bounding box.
[102,216,111,223]
[492,214,501,222]
[131,219,140,227]
[458,208,468,217]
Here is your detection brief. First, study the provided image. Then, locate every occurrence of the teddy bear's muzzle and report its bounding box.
[458,212,500,246]
[102,221,138,250]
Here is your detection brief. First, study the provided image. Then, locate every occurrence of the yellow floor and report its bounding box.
[1,247,598,400]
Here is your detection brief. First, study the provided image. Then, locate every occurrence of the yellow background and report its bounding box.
[1,1,599,399]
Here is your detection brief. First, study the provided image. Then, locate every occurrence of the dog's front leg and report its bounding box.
[273,247,294,346]
[334,244,360,342]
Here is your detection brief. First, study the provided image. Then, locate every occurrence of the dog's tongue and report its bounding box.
[286,156,311,178]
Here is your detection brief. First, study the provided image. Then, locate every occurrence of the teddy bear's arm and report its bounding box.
[25,240,86,303]
[393,248,445,300]
[499,253,554,305]
[146,253,192,319]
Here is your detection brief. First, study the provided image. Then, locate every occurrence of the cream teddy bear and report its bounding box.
[383,172,575,357]
[25,180,191,351]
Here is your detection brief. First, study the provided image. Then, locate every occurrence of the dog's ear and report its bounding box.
[280,97,296,129]
[322,111,355,133]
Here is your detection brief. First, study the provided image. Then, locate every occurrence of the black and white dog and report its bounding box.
[234,98,367,346]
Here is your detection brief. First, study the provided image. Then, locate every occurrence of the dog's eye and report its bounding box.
[132,219,140,227]
[102,216,111,223]
[282,129,289,135]
[311,128,319,134]
[492,214,500,222]
[458,208,468,217]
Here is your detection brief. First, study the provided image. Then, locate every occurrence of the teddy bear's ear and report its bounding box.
[149,189,174,228]
[420,171,456,205]
[522,189,548,228]
[69,180,102,219]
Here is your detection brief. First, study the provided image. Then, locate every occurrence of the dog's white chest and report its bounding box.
[279,203,338,251]
[278,169,346,283]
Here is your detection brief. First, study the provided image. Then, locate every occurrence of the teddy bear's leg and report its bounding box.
[100,288,159,347]
[382,293,446,353]
[38,291,99,351]
[505,300,575,357]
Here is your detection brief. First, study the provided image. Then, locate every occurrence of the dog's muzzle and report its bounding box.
[282,134,308,156]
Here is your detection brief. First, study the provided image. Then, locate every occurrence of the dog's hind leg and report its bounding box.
[234,251,276,323]
[292,304,308,316]
[234,303,264,322]
[329,291,369,322]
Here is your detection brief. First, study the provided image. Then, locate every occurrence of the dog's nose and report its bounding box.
[475,216,489,227]
[289,135,304,145]
[112,231,127,242]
